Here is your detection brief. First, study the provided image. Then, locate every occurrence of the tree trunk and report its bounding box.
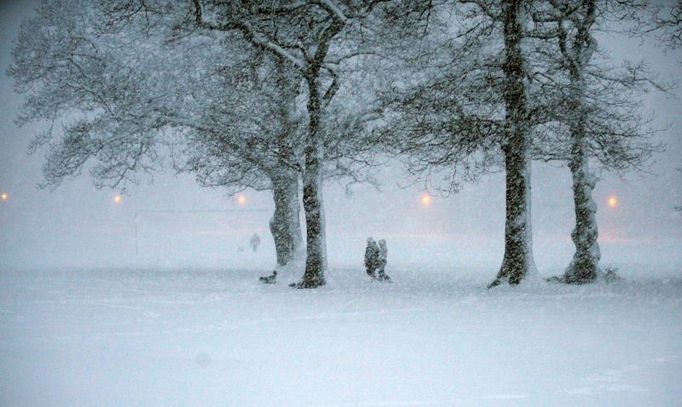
[490,137,537,287]
[562,139,600,283]
[561,0,600,284]
[289,20,342,288]
[489,0,537,288]
[270,58,304,271]
[293,73,327,288]
[270,173,303,269]
[298,152,326,287]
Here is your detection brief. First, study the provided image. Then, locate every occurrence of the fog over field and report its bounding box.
[0,1,681,274]
[0,1,681,406]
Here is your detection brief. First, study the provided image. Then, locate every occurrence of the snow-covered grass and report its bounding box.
[1,266,681,406]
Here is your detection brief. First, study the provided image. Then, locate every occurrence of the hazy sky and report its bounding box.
[1,1,681,274]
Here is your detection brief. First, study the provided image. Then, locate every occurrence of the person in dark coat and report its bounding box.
[250,232,261,252]
[364,237,380,279]
[377,239,390,282]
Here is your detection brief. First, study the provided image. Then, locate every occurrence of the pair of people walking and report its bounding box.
[365,237,390,282]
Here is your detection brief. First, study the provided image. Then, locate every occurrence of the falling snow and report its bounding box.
[0,1,681,406]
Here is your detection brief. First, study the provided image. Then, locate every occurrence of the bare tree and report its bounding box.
[189,0,390,287]
[175,54,306,271]
[10,0,383,283]
[640,0,682,49]
[379,0,543,287]
[10,1,307,270]
[531,0,661,283]
[378,0,665,287]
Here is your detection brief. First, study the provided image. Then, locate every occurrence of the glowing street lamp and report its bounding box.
[113,194,123,205]
[420,193,432,207]
[607,195,618,209]
[0,192,8,202]
[236,194,247,206]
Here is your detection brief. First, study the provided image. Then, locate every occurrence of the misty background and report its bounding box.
[1,0,681,274]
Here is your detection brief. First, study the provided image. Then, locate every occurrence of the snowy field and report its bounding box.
[1,265,681,406]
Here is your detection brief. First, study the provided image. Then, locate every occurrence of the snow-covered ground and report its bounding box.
[1,265,680,406]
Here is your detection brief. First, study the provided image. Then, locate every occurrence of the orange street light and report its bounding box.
[607,195,618,209]
[0,192,8,202]
[420,193,432,207]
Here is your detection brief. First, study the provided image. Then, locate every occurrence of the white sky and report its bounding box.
[0,0,681,274]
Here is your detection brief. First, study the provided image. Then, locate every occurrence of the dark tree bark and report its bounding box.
[489,0,537,288]
[291,20,343,289]
[296,72,328,288]
[268,58,304,270]
[559,0,601,283]
[270,173,303,268]
[563,138,600,283]
[532,0,658,283]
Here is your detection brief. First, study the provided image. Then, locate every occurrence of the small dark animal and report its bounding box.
[259,270,277,284]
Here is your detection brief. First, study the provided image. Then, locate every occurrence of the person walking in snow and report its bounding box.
[376,239,390,282]
[250,232,261,252]
[364,237,380,279]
